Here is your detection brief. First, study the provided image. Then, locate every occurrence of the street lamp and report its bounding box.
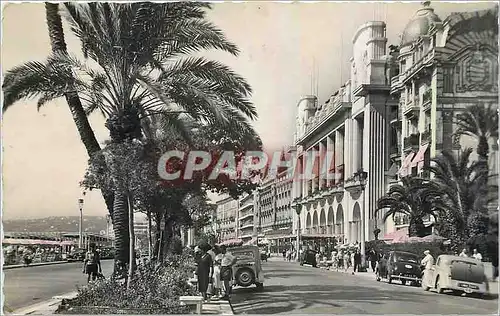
[292,198,302,262]
[354,169,368,271]
[78,196,85,249]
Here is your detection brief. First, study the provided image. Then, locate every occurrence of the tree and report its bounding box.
[3,3,115,219]
[376,177,445,237]
[426,149,497,252]
[49,2,257,271]
[454,103,498,161]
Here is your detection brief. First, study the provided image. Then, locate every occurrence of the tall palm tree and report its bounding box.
[454,103,498,161]
[3,3,115,218]
[426,149,496,251]
[376,177,445,237]
[3,2,258,270]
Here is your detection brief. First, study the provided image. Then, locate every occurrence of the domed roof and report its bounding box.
[400,1,441,46]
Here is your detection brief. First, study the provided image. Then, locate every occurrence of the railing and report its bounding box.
[403,133,420,149]
[422,89,432,104]
[390,144,399,156]
[421,129,431,143]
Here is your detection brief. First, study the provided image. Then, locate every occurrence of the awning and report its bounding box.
[398,152,415,177]
[385,163,399,177]
[2,238,64,246]
[411,144,429,167]
[382,227,409,241]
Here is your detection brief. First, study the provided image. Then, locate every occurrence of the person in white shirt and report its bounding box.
[459,249,468,257]
[472,249,483,261]
[215,245,236,300]
[421,250,434,289]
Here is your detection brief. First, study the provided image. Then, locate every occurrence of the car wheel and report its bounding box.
[235,268,255,287]
[452,290,462,296]
[255,282,264,291]
[388,276,393,284]
[436,277,444,294]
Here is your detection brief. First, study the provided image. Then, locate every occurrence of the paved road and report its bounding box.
[3,260,114,311]
[230,261,499,314]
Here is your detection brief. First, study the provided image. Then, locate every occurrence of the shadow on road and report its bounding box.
[231,283,425,314]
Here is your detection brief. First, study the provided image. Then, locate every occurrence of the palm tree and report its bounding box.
[454,103,498,161]
[3,2,258,271]
[376,177,445,237]
[425,149,496,251]
[3,3,115,218]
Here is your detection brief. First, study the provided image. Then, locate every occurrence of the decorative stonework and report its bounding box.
[456,46,498,93]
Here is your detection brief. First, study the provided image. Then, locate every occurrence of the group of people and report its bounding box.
[194,243,236,302]
[458,248,483,260]
[329,249,364,273]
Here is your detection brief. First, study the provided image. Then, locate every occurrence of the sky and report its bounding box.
[1,1,495,220]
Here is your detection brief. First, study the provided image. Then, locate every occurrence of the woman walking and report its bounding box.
[196,242,213,302]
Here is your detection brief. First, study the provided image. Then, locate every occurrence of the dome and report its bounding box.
[400,1,441,47]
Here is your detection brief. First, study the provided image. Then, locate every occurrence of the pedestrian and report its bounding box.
[216,245,236,300]
[472,249,483,261]
[353,250,361,274]
[343,251,350,272]
[369,249,377,272]
[211,247,222,300]
[83,243,102,283]
[350,251,355,271]
[196,242,213,302]
[459,248,468,257]
[420,250,434,289]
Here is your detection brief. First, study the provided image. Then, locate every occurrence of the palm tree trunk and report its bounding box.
[477,136,490,161]
[112,191,130,276]
[44,3,115,219]
[127,195,135,288]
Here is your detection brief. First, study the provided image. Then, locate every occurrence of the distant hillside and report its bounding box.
[3,216,108,234]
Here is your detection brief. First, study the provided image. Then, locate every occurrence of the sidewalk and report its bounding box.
[9,292,233,315]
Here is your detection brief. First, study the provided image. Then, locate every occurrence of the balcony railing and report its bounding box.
[390,144,400,157]
[421,129,431,144]
[403,133,420,150]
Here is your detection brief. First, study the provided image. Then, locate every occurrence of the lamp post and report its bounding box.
[78,197,84,249]
[292,199,302,262]
[354,169,368,270]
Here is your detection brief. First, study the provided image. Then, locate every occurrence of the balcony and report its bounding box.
[389,109,402,126]
[403,100,419,118]
[422,90,432,111]
[403,133,420,151]
[421,129,431,144]
[390,144,400,159]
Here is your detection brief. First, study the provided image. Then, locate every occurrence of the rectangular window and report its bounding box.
[443,67,454,93]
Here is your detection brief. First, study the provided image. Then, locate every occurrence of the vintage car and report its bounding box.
[376,251,422,286]
[300,249,318,267]
[230,245,264,289]
[422,255,488,296]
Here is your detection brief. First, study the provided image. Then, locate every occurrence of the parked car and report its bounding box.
[67,248,86,262]
[300,249,318,267]
[422,255,488,297]
[230,245,264,289]
[377,251,421,286]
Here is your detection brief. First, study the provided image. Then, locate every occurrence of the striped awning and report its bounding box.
[411,144,429,168]
[398,152,415,177]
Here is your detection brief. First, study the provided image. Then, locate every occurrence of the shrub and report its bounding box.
[58,252,197,314]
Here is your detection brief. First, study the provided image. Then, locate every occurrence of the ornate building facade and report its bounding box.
[388,3,498,229]
[291,2,498,247]
[292,20,393,249]
[237,193,255,242]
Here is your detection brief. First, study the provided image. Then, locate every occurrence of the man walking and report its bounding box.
[83,243,101,283]
[216,245,236,300]
[421,250,434,289]
[353,250,361,274]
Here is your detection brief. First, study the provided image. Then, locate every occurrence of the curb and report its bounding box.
[4,259,113,270]
[3,261,72,270]
[8,292,78,315]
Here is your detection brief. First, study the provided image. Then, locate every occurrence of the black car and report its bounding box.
[67,248,86,262]
[300,249,318,267]
[376,251,422,286]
